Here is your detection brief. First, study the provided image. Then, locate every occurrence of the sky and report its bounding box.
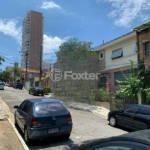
[0,0,150,70]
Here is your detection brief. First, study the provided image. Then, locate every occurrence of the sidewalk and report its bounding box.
[0,98,24,150]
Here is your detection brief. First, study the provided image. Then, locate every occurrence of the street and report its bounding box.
[0,86,128,150]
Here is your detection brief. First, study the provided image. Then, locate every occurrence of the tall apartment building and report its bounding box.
[21,10,43,71]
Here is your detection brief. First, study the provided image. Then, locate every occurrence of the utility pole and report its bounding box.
[25,51,29,82]
[39,46,43,87]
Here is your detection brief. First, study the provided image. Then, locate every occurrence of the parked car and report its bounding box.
[14,82,23,89]
[14,98,72,143]
[0,82,4,90]
[29,86,44,96]
[5,82,9,86]
[108,104,150,130]
[66,129,150,150]
[9,83,15,87]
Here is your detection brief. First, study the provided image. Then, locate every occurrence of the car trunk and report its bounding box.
[36,113,69,127]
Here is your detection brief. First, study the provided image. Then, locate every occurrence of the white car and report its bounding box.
[0,82,4,90]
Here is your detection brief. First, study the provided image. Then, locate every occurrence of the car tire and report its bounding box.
[109,116,117,127]
[24,128,31,144]
[42,94,44,96]
[29,91,30,94]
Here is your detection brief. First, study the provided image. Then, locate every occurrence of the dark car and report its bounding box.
[14,98,72,143]
[66,129,150,150]
[14,82,23,89]
[29,86,44,96]
[108,104,150,130]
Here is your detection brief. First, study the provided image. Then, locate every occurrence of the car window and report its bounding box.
[35,102,68,116]
[138,107,150,115]
[23,101,32,114]
[19,101,27,110]
[124,106,139,114]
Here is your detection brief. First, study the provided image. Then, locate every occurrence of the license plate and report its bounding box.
[48,128,59,133]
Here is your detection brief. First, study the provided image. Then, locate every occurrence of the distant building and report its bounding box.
[42,62,53,72]
[6,66,13,71]
[21,10,43,71]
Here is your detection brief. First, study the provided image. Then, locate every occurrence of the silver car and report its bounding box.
[0,82,4,90]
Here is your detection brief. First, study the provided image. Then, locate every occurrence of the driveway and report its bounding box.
[0,86,128,150]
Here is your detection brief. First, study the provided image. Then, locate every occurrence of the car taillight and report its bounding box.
[68,114,72,123]
[30,117,38,127]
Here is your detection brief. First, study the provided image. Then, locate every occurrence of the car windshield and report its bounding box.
[35,87,43,90]
[35,102,68,116]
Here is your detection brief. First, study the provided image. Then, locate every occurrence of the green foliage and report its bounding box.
[93,89,110,102]
[144,88,150,104]
[43,86,51,94]
[116,60,143,99]
[1,70,12,81]
[55,38,96,71]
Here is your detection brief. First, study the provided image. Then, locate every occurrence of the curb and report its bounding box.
[91,111,107,119]
[0,97,29,150]
[8,118,29,150]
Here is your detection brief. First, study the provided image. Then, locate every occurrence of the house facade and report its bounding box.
[134,21,150,70]
[95,31,138,91]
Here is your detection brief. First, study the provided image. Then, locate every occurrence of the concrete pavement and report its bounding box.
[0,97,24,150]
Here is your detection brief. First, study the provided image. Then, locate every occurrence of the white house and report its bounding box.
[95,31,138,91]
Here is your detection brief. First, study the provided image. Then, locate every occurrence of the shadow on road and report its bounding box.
[15,124,74,150]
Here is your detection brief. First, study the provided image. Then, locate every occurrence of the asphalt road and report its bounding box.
[0,86,128,150]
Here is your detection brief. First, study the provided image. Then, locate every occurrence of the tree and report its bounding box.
[116,60,143,99]
[54,38,99,102]
[1,70,12,82]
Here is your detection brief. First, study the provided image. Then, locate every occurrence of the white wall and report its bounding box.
[105,37,137,70]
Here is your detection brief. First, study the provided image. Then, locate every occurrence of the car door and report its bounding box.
[15,100,28,131]
[134,106,150,130]
[120,105,140,129]
[21,101,32,131]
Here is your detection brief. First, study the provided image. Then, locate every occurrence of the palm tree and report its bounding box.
[0,56,5,65]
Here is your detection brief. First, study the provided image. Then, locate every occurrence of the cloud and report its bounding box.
[0,19,22,44]
[43,34,68,62]
[104,0,150,27]
[41,1,61,9]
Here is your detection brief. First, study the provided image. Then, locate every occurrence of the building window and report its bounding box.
[111,48,123,59]
[98,76,106,88]
[99,52,104,60]
[143,41,150,56]
[114,69,138,85]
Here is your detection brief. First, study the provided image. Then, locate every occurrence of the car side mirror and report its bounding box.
[14,105,18,109]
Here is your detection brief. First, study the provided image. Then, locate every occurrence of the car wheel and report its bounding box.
[24,128,31,144]
[109,116,117,127]
[42,94,44,96]
[29,91,30,94]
